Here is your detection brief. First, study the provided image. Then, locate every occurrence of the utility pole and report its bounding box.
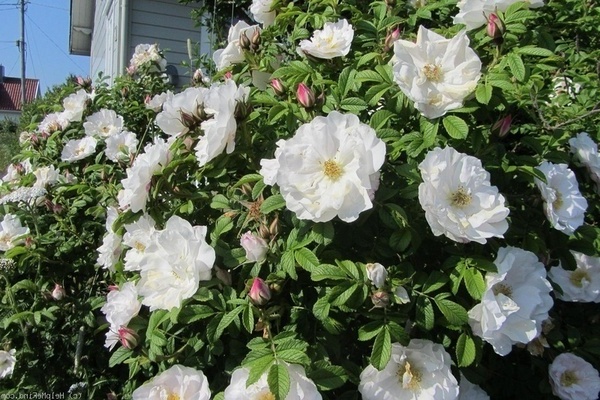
[19,0,26,109]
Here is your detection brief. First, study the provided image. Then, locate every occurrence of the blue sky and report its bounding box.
[0,0,90,94]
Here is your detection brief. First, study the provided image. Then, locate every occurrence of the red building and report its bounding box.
[0,64,40,121]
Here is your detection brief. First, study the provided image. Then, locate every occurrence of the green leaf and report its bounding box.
[234,173,264,188]
[464,267,485,300]
[443,115,469,140]
[370,327,392,370]
[338,67,357,97]
[456,332,476,367]
[311,264,347,281]
[242,303,254,333]
[311,222,334,246]
[358,320,385,341]
[422,271,449,294]
[294,248,319,272]
[340,97,368,112]
[245,349,275,386]
[215,306,244,339]
[312,296,330,320]
[506,53,526,82]
[268,362,291,400]
[475,82,493,105]
[260,194,286,214]
[420,116,438,146]
[516,47,554,57]
[328,282,361,307]
[108,347,132,367]
[276,349,311,366]
[433,297,468,326]
[310,365,348,391]
[518,166,547,183]
[370,109,395,130]
[416,296,435,330]
[280,250,298,279]
[210,194,230,210]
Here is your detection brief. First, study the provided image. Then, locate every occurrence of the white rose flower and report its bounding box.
[105,130,139,162]
[299,19,354,59]
[136,215,215,311]
[145,91,173,112]
[250,0,276,27]
[366,263,388,289]
[84,109,124,138]
[548,353,600,400]
[458,374,489,400]
[123,213,156,271]
[132,364,211,400]
[129,43,167,72]
[97,232,122,272]
[194,80,249,167]
[453,0,544,30]
[0,349,16,379]
[260,111,385,222]
[2,159,32,183]
[62,89,89,122]
[101,282,142,350]
[240,231,269,263]
[569,132,600,191]
[418,147,509,244]
[33,165,60,188]
[224,363,322,400]
[61,136,98,162]
[535,162,587,235]
[213,21,261,70]
[468,246,553,356]
[156,87,209,137]
[38,112,70,134]
[548,251,600,303]
[359,339,459,400]
[392,26,481,119]
[118,138,170,213]
[0,214,29,251]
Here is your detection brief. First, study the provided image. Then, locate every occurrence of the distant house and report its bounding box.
[69,0,212,86]
[0,65,40,122]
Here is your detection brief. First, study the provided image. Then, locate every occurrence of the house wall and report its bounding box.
[90,0,210,86]
[0,111,20,122]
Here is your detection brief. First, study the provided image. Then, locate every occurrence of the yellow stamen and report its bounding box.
[323,159,343,181]
[449,187,472,208]
[492,283,513,298]
[569,269,590,288]
[422,64,443,82]
[560,370,579,387]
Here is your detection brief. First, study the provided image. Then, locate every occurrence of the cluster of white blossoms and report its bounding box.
[391,26,481,119]
[0,349,16,379]
[569,132,600,192]
[100,282,142,350]
[0,186,46,206]
[548,353,600,400]
[548,251,600,303]
[129,43,167,73]
[37,89,90,135]
[96,206,122,271]
[213,21,261,70]
[418,147,509,244]
[224,363,322,400]
[299,19,354,59]
[359,339,460,400]
[260,111,386,222]
[135,215,215,311]
[535,162,587,235]
[155,80,249,167]
[117,138,171,213]
[453,0,544,30]
[250,0,276,27]
[468,246,553,356]
[0,214,29,251]
[2,159,32,184]
[132,364,211,400]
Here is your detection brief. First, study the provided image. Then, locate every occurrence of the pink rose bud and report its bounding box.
[144,94,152,105]
[270,79,285,96]
[486,13,504,40]
[52,283,65,301]
[241,231,269,263]
[384,27,401,51]
[224,71,233,80]
[366,263,388,289]
[118,326,139,349]
[193,68,204,84]
[297,83,316,109]
[492,115,512,137]
[249,277,271,306]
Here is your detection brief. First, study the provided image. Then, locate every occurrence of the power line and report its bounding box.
[25,14,86,74]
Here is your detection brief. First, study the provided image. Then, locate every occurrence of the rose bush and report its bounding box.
[1,0,600,398]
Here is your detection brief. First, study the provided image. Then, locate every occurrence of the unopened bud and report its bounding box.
[259,224,270,240]
[492,115,512,137]
[394,286,410,304]
[248,277,272,306]
[297,83,315,109]
[270,79,285,96]
[384,27,401,51]
[180,111,199,129]
[118,326,139,349]
[241,231,269,263]
[51,283,65,300]
[251,30,261,51]
[366,263,388,289]
[269,216,279,237]
[240,32,252,51]
[192,69,204,85]
[486,13,504,41]
[371,291,390,308]
[224,71,233,80]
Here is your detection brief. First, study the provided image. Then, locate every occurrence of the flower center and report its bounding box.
[167,394,180,400]
[422,63,443,82]
[397,360,422,390]
[255,391,276,400]
[75,147,85,156]
[560,370,579,387]
[323,159,343,181]
[449,186,472,208]
[492,282,513,298]
[134,241,146,252]
[569,268,590,288]
[552,191,563,210]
